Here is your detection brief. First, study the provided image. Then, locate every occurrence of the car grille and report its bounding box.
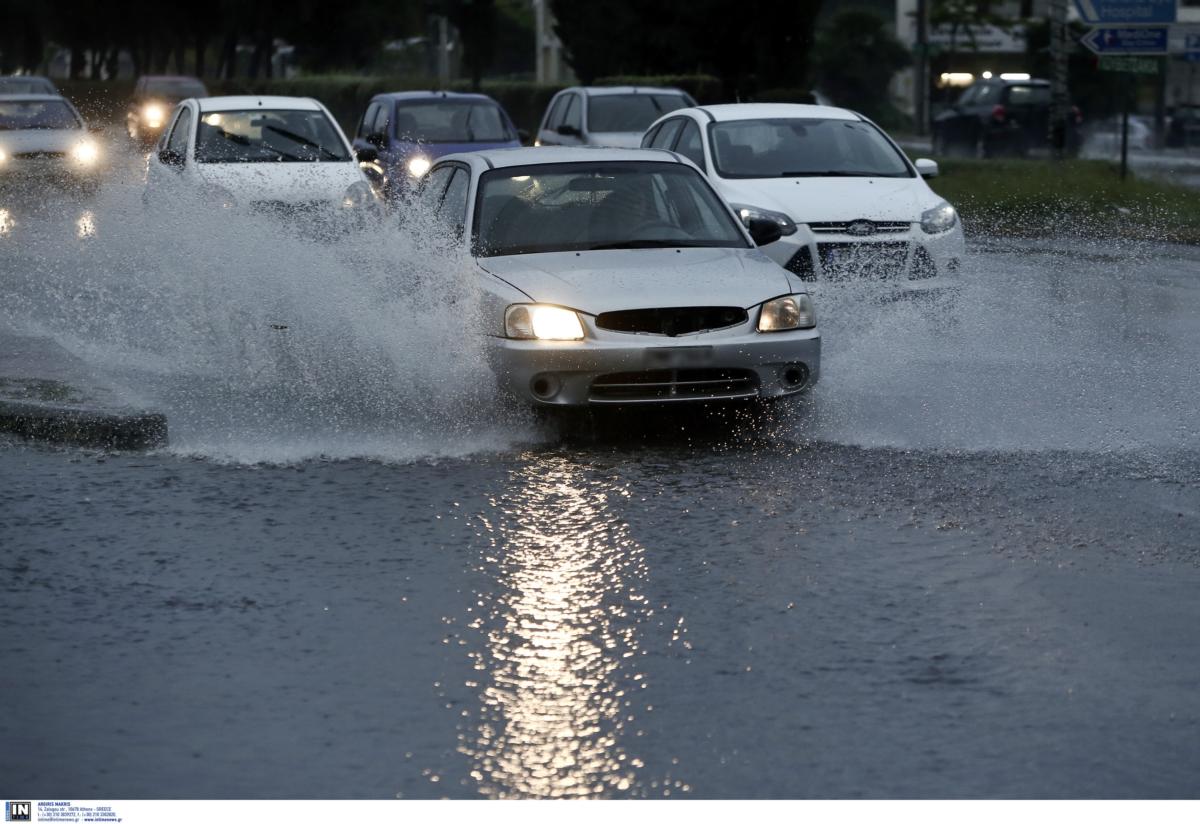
[808,220,910,235]
[818,242,910,280]
[590,368,759,403]
[13,151,67,160]
[595,307,747,336]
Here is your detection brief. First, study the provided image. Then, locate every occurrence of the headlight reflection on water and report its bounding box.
[76,210,96,239]
[0,209,12,236]
[458,457,665,799]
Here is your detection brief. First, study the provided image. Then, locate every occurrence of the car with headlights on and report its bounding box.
[350,91,523,203]
[126,75,208,144]
[144,96,378,233]
[536,86,695,149]
[0,94,104,193]
[642,103,964,289]
[414,147,819,409]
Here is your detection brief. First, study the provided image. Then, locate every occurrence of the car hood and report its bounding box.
[0,129,89,154]
[587,132,644,149]
[477,247,791,315]
[716,176,943,224]
[196,161,365,203]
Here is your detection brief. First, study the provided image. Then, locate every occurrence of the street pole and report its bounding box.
[1121,74,1130,180]
[1048,0,1069,159]
[915,0,929,136]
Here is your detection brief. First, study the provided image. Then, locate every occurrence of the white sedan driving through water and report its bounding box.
[642,103,965,287]
[414,147,820,408]
[144,95,378,228]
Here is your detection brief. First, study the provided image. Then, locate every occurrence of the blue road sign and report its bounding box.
[1186,33,1200,63]
[1073,0,1176,24]
[1081,26,1169,55]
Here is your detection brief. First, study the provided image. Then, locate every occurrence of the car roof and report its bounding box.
[685,103,861,122]
[438,146,685,170]
[139,75,204,82]
[372,90,499,103]
[560,86,691,97]
[196,95,324,112]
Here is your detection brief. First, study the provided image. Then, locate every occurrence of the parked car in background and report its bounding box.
[1167,104,1200,149]
[0,75,58,95]
[127,75,208,144]
[350,91,522,202]
[145,96,377,232]
[0,94,104,193]
[932,77,1081,157]
[536,86,695,149]
[1083,114,1153,155]
[642,103,964,286]
[413,147,819,409]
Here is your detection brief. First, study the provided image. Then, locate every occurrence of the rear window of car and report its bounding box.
[1005,85,1050,105]
[587,94,691,133]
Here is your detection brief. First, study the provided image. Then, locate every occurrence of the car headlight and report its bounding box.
[729,203,797,236]
[143,103,166,128]
[341,181,377,209]
[406,156,431,178]
[758,294,816,332]
[920,201,957,234]
[71,141,100,165]
[0,148,7,165]
[504,304,585,341]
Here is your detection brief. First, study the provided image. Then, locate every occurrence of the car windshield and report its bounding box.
[195,109,351,163]
[394,100,513,142]
[710,118,912,179]
[0,77,56,94]
[587,94,691,133]
[0,99,79,130]
[143,79,208,99]
[474,161,748,257]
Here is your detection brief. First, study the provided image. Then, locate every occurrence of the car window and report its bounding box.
[0,99,80,130]
[167,107,191,155]
[544,95,567,130]
[709,118,911,178]
[972,84,997,105]
[649,118,684,149]
[562,94,582,132]
[587,93,691,133]
[437,167,470,234]
[641,123,662,148]
[194,109,351,163]
[392,100,512,143]
[144,78,208,99]
[956,86,978,106]
[358,103,380,138]
[1005,85,1049,106]
[416,165,456,212]
[676,120,705,169]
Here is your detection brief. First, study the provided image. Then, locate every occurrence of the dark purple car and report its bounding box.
[351,91,524,203]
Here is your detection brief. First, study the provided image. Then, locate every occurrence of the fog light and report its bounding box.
[781,364,809,389]
[530,373,561,400]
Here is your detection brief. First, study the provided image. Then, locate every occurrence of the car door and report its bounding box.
[147,104,191,193]
[538,94,568,146]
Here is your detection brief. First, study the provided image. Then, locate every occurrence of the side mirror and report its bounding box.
[356,146,378,163]
[517,128,530,144]
[556,123,581,137]
[914,158,939,178]
[747,217,783,247]
[367,132,386,149]
[158,148,184,167]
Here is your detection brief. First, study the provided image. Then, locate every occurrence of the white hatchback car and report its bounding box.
[414,147,820,408]
[145,95,377,225]
[642,103,965,286]
[536,86,695,149]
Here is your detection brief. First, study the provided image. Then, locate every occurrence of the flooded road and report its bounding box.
[1,151,1199,798]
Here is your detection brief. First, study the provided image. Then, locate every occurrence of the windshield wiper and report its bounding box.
[262,124,342,159]
[588,239,710,250]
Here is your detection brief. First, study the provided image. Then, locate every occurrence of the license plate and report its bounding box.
[644,346,714,367]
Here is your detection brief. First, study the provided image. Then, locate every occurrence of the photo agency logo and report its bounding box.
[4,802,31,822]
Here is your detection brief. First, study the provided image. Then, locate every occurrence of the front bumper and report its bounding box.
[489,322,821,407]
[0,156,103,188]
[761,222,965,289]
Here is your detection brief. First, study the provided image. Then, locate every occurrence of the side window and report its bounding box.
[167,107,191,157]
[562,94,582,132]
[641,123,662,148]
[375,103,390,138]
[358,103,380,138]
[544,95,566,130]
[437,167,470,235]
[650,118,684,150]
[676,120,705,170]
[416,165,456,212]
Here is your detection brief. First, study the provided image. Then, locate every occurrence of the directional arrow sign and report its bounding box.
[1081,26,1169,55]
[1074,0,1176,24]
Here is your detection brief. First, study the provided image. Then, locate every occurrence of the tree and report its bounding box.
[812,10,911,124]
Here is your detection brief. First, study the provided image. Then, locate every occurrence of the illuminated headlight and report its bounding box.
[921,201,957,234]
[406,156,431,178]
[0,148,7,165]
[143,103,166,128]
[504,304,585,341]
[758,294,816,332]
[730,203,797,236]
[71,141,100,165]
[341,181,377,209]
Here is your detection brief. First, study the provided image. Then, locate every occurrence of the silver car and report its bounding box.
[415,147,820,407]
[0,94,104,192]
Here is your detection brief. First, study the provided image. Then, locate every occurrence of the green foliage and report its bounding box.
[812,10,911,122]
[929,158,1200,243]
[593,75,723,104]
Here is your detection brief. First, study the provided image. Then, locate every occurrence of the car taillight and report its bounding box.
[1071,105,1083,125]
[991,104,1006,123]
